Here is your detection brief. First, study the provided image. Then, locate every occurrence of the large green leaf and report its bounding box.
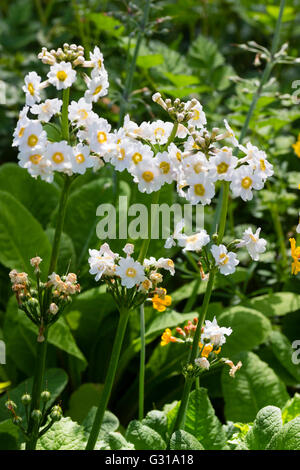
[218,306,271,355]
[0,419,20,450]
[142,410,168,442]
[67,383,103,424]
[170,430,204,450]
[0,191,51,278]
[0,163,59,227]
[282,394,300,424]
[267,417,300,450]
[268,331,300,382]
[184,388,228,449]
[125,420,167,450]
[0,368,68,422]
[245,292,300,318]
[37,417,86,450]
[222,352,289,422]
[245,406,282,450]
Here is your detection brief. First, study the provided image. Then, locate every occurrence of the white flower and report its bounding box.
[45,141,73,173]
[104,131,136,172]
[123,243,134,256]
[224,119,239,147]
[90,46,106,78]
[186,100,206,128]
[131,158,163,194]
[68,97,93,124]
[195,357,210,370]
[209,147,238,182]
[31,98,62,122]
[149,120,173,145]
[123,114,142,137]
[84,71,109,103]
[143,257,159,269]
[115,257,146,289]
[164,219,185,249]
[26,157,54,183]
[182,152,210,179]
[176,123,189,139]
[47,61,77,90]
[71,143,94,175]
[156,258,175,276]
[18,121,47,152]
[236,227,267,261]
[230,166,264,201]
[22,72,42,106]
[18,148,46,170]
[211,244,239,276]
[178,230,210,252]
[128,142,154,170]
[12,106,30,147]
[201,316,232,347]
[186,173,215,205]
[88,245,117,281]
[155,151,177,185]
[49,303,59,315]
[88,118,111,154]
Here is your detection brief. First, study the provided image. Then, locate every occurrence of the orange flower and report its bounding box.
[151,288,172,312]
[289,238,300,275]
[161,328,177,346]
[199,342,213,358]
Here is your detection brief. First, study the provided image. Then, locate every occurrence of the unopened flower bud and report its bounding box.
[31,409,42,421]
[49,303,58,315]
[21,394,32,406]
[50,405,62,422]
[41,390,51,402]
[5,400,17,410]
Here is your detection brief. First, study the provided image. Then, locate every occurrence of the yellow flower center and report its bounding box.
[250,234,257,243]
[28,83,34,95]
[194,162,203,174]
[142,171,154,182]
[97,131,107,144]
[29,154,42,165]
[126,267,137,278]
[176,151,182,161]
[217,162,229,174]
[132,152,142,164]
[78,109,88,120]
[52,152,64,164]
[18,127,25,138]
[118,148,126,160]
[27,134,38,147]
[167,259,174,268]
[193,142,200,150]
[98,59,102,68]
[75,153,85,164]
[93,85,103,96]
[219,253,229,265]
[193,109,200,120]
[260,159,266,171]
[241,176,252,189]
[159,161,170,174]
[56,70,67,81]
[194,183,205,196]
[154,127,165,137]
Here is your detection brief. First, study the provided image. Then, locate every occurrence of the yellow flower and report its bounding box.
[161,328,177,346]
[151,288,172,312]
[289,238,300,275]
[199,342,213,357]
[293,136,300,158]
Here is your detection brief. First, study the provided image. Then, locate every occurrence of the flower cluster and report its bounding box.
[161,316,242,377]
[9,257,80,340]
[102,92,273,203]
[88,242,174,310]
[165,222,266,277]
[13,43,110,183]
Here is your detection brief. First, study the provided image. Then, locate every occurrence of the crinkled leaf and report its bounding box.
[267,417,300,450]
[37,417,86,450]
[282,394,300,424]
[170,430,204,450]
[268,331,300,382]
[142,410,168,441]
[245,406,282,450]
[125,420,166,450]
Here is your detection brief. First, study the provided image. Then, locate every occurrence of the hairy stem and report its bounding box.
[139,303,146,420]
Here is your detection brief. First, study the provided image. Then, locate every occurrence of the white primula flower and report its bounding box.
[149,120,173,145]
[84,71,109,103]
[230,166,264,201]
[90,46,106,78]
[201,316,232,347]
[123,114,142,138]
[68,97,93,124]
[18,147,46,170]
[115,257,146,289]
[155,151,177,185]
[88,248,116,282]
[211,244,239,276]
[71,143,94,175]
[22,72,42,106]
[27,157,54,183]
[252,153,273,181]
[128,142,154,171]
[123,243,134,256]
[18,121,47,152]
[45,141,73,173]
[13,107,30,147]
[178,229,210,252]
[176,123,189,139]
[237,227,267,261]
[195,357,210,370]
[182,152,210,179]
[31,98,62,122]
[224,119,239,147]
[168,143,183,170]
[104,131,136,172]
[131,158,163,194]
[209,147,238,182]
[47,61,76,90]
[186,99,207,128]
[186,173,215,205]
[156,258,175,276]
[88,118,112,154]
[164,219,185,249]
[143,256,159,269]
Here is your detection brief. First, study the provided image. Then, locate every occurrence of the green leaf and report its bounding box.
[82,406,119,436]
[0,191,51,279]
[218,306,271,355]
[146,310,198,338]
[222,352,289,422]
[282,394,300,424]
[268,331,300,382]
[107,432,134,450]
[0,419,20,450]
[46,229,76,274]
[245,292,300,318]
[37,417,86,450]
[267,417,300,450]
[0,368,68,422]
[245,406,282,450]
[188,34,224,69]
[184,388,228,449]
[142,410,168,441]
[0,163,59,227]
[125,420,166,450]
[88,13,124,37]
[136,54,164,69]
[68,383,103,424]
[170,430,204,450]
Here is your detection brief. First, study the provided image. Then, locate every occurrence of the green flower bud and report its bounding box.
[41,390,51,402]
[21,393,32,406]
[31,409,42,421]
[50,405,62,422]
[212,233,218,242]
[5,400,17,410]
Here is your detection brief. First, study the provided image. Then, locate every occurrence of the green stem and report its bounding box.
[85,308,131,450]
[270,203,288,269]
[139,303,146,420]
[34,0,46,26]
